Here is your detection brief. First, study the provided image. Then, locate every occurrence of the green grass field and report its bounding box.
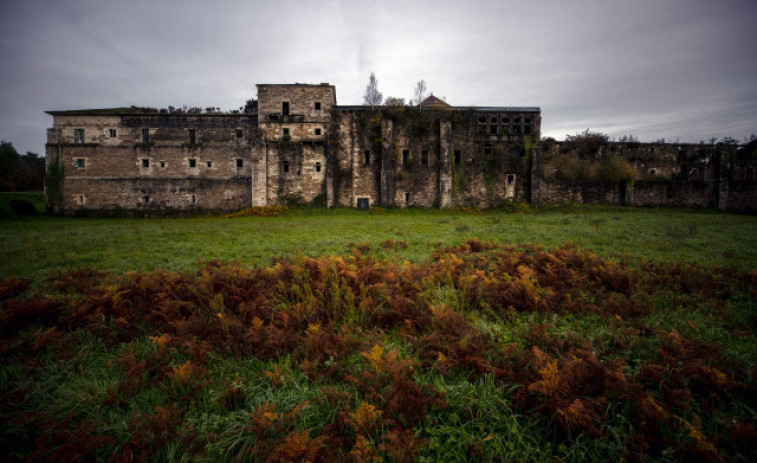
[1,194,756,461]
[1,199,756,281]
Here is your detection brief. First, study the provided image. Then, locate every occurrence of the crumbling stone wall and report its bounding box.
[46,113,260,214]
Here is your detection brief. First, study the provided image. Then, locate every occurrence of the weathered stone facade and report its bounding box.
[45,83,756,214]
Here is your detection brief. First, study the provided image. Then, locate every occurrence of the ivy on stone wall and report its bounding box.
[44,156,64,214]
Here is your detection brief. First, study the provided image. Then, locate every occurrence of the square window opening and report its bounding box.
[484,146,492,155]
[236,159,244,168]
[109,129,117,138]
[142,195,150,204]
[206,161,212,168]
[235,129,243,138]
[314,102,321,110]
[315,162,321,172]
[141,159,149,168]
[189,159,197,168]
[160,161,166,168]
[315,128,322,136]
[73,158,85,168]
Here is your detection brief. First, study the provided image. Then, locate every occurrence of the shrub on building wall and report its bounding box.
[44,156,64,213]
[549,153,633,182]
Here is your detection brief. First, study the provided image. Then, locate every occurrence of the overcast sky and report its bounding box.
[1,0,756,156]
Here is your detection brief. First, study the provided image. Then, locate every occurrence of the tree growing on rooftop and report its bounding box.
[412,80,428,108]
[363,73,383,110]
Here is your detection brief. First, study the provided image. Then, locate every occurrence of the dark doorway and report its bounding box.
[357,198,369,209]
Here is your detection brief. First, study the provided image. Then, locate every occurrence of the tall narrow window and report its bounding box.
[188,129,196,145]
[315,128,322,136]
[282,102,290,116]
[141,159,149,168]
[235,129,243,138]
[315,162,322,172]
[454,150,461,165]
[109,129,117,138]
[484,146,492,155]
[402,149,409,166]
[236,159,244,169]
[364,150,370,165]
[314,102,321,110]
[73,129,84,144]
[189,159,197,168]
[282,161,290,173]
[142,129,150,143]
[421,150,428,166]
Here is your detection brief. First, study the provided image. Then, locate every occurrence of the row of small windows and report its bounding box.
[73,158,244,169]
[281,128,322,138]
[281,101,322,115]
[281,161,321,173]
[71,128,246,144]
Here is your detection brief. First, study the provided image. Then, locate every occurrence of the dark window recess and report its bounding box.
[421,150,429,166]
[160,161,166,168]
[364,150,370,165]
[490,117,497,124]
[357,198,369,209]
[235,129,243,138]
[524,125,532,135]
[109,129,117,138]
[73,158,85,168]
[315,162,321,172]
[141,159,149,168]
[507,174,515,185]
[282,161,290,173]
[236,159,244,168]
[454,150,461,165]
[402,149,410,166]
[484,146,492,155]
[206,161,212,168]
[142,195,150,203]
[282,128,290,139]
[478,117,486,123]
[503,117,510,123]
[314,102,321,110]
[191,194,196,204]
[142,129,150,143]
[188,129,196,144]
[525,118,531,124]
[73,129,84,144]
[282,102,290,116]
[315,128,322,136]
[189,159,197,168]
[405,192,410,203]
[490,125,497,135]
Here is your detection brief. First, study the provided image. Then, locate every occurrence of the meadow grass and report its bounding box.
[1,203,755,281]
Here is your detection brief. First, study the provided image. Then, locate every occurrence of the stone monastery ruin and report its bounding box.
[45,83,756,214]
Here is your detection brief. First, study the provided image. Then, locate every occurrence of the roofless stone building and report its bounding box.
[45,83,756,214]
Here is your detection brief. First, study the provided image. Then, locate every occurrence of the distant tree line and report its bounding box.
[0,141,44,191]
